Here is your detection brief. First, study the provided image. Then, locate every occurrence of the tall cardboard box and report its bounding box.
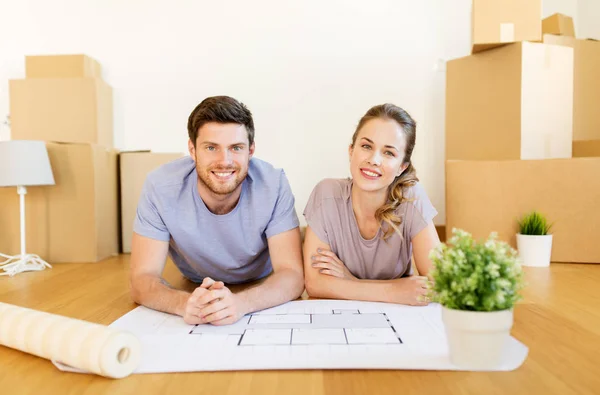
[446,42,574,161]
[543,35,600,141]
[25,54,102,78]
[0,143,118,263]
[9,78,113,147]
[446,158,600,263]
[471,0,541,53]
[573,140,600,157]
[542,13,575,37]
[119,152,184,253]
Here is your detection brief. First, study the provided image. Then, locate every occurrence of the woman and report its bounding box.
[303,103,440,306]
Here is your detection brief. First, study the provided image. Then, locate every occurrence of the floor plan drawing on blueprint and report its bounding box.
[190,308,402,346]
[101,300,528,373]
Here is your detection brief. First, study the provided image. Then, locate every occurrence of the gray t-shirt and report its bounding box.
[134,156,299,284]
[303,178,437,280]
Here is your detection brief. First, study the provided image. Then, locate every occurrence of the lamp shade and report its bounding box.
[0,140,55,187]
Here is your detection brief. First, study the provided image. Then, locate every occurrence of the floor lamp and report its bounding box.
[0,140,55,276]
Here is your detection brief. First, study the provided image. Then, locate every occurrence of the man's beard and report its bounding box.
[197,164,248,195]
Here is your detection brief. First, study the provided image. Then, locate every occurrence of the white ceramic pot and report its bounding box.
[441,307,513,369]
[516,234,553,267]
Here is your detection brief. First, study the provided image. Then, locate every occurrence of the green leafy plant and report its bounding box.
[518,211,552,235]
[428,229,524,312]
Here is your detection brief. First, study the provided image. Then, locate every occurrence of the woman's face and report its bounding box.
[349,118,408,193]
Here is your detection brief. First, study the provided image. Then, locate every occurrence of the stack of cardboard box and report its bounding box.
[0,55,119,263]
[0,55,186,262]
[445,1,600,263]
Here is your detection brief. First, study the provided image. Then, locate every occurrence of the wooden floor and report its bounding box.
[1,255,599,395]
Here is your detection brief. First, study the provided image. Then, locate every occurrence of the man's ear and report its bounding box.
[249,142,256,159]
[188,139,196,161]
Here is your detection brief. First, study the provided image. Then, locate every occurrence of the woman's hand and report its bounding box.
[310,248,357,280]
[393,276,431,306]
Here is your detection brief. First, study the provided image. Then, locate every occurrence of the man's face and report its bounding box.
[188,122,254,195]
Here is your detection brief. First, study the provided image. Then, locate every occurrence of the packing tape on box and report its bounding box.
[500,23,515,43]
[0,302,141,379]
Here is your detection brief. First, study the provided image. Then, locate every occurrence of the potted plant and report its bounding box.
[516,211,553,267]
[429,228,525,369]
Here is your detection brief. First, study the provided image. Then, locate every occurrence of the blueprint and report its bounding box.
[97,300,528,373]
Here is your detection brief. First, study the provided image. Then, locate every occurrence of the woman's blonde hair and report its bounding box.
[351,103,419,240]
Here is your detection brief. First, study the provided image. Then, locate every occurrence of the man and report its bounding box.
[130,96,304,325]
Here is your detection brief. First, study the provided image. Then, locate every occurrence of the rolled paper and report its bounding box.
[0,302,141,378]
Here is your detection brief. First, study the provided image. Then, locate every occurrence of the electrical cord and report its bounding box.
[0,252,52,277]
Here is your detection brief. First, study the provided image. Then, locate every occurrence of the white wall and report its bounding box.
[0,0,592,226]
[578,0,600,40]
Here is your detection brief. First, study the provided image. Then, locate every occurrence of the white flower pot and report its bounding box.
[516,234,553,267]
[441,307,513,369]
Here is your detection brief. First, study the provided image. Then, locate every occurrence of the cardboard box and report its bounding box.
[542,13,575,37]
[446,42,574,161]
[446,158,600,263]
[471,0,541,53]
[0,143,118,263]
[119,152,184,253]
[543,35,600,141]
[26,54,102,78]
[9,78,113,147]
[573,140,600,157]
